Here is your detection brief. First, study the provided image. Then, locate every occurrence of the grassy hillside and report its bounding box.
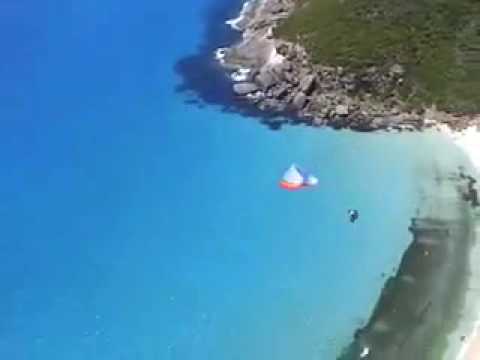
[277,0,480,112]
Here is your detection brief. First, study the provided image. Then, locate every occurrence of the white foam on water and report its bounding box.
[230,68,251,82]
[438,124,480,173]
[225,1,252,31]
[214,48,227,64]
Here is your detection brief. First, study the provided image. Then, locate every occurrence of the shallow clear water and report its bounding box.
[0,0,472,359]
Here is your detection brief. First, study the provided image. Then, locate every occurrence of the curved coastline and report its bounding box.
[222,3,480,359]
[176,1,480,359]
[338,194,477,359]
[334,132,480,360]
[173,0,290,128]
[444,134,480,360]
[215,0,480,133]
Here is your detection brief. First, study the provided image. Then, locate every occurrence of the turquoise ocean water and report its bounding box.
[0,0,469,359]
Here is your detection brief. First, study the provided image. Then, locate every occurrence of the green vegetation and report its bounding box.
[277,0,480,112]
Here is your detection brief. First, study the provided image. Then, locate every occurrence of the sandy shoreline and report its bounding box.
[456,320,480,360]
[451,220,480,360]
[336,154,478,359]
[446,126,480,176]
[449,127,480,360]
[433,125,480,360]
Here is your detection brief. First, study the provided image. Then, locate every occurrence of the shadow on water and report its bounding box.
[173,0,288,130]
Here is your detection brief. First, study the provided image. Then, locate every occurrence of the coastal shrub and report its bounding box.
[277,0,480,112]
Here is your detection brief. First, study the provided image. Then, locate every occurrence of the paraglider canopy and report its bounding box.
[279,164,318,190]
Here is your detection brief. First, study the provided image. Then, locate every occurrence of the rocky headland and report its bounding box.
[218,0,480,132]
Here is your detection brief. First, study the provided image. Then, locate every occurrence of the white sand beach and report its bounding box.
[456,320,480,360]
[448,126,480,175]
[439,125,480,360]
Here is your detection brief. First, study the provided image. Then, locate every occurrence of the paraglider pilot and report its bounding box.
[348,209,359,223]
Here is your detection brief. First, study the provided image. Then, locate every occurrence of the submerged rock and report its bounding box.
[233,82,260,95]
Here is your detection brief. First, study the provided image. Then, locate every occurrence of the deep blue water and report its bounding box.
[0,0,460,359]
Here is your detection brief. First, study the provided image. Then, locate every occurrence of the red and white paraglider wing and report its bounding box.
[279,164,305,190]
[279,164,319,190]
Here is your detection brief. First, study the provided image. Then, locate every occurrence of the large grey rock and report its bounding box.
[335,104,349,116]
[273,84,290,99]
[284,71,298,85]
[313,117,326,127]
[316,94,332,107]
[246,91,265,103]
[281,61,293,72]
[370,117,390,129]
[389,63,405,76]
[255,68,278,89]
[264,2,286,14]
[292,92,307,109]
[258,98,286,112]
[276,43,291,56]
[299,74,316,95]
[233,82,259,95]
[340,73,357,92]
[271,61,293,80]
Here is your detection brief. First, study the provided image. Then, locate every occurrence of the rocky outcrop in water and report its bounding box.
[219,0,480,132]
